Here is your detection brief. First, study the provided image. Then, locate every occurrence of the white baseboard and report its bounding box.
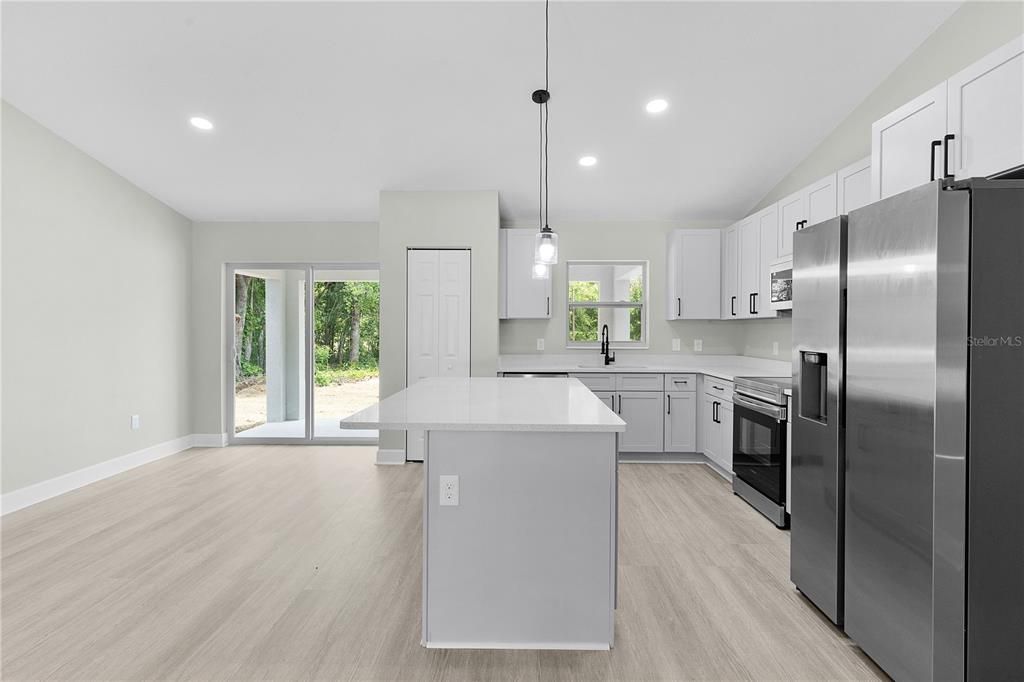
[1,433,222,516]
[192,433,228,448]
[376,448,406,465]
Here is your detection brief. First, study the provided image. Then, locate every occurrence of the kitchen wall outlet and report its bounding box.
[772,341,779,356]
[672,338,681,352]
[693,339,703,352]
[440,475,459,506]
[130,415,140,430]
[536,338,545,351]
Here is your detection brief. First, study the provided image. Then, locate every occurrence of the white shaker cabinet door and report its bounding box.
[718,401,734,474]
[776,189,806,258]
[736,217,759,320]
[947,36,1024,180]
[665,392,697,453]
[754,205,778,319]
[720,225,739,320]
[806,172,838,227]
[837,157,872,214]
[701,393,720,465]
[617,391,665,453]
[592,391,615,411]
[871,82,947,201]
[503,229,552,319]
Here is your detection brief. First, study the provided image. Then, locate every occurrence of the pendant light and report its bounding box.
[532,0,558,267]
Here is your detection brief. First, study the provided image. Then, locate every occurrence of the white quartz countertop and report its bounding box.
[497,354,791,382]
[339,377,626,432]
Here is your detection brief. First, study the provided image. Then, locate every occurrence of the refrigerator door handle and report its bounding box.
[930,139,942,181]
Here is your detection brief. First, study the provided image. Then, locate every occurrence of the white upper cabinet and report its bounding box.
[776,189,805,259]
[837,156,872,214]
[871,81,948,201]
[806,173,838,227]
[947,36,1024,180]
[736,216,759,320]
[665,229,721,320]
[720,225,739,320]
[776,173,837,257]
[753,204,779,319]
[499,229,551,320]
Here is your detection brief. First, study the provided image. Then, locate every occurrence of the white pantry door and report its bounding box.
[406,249,471,460]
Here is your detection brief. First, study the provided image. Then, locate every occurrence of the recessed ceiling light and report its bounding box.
[645,98,669,114]
[189,116,214,131]
[578,155,598,167]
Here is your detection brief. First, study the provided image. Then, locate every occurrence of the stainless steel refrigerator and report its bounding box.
[791,178,1024,681]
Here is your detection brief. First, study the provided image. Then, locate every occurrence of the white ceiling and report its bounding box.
[2,1,959,223]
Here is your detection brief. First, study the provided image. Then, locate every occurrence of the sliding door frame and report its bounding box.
[224,262,380,446]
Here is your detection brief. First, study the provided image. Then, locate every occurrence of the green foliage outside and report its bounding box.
[568,278,644,343]
[234,275,379,387]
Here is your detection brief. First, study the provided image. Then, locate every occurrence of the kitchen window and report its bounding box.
[566,260,648,349]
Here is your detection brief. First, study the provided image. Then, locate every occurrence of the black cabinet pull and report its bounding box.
[749,293,755,315]
[943,133,955,179]
[677,297,681,317]
[731,296,736,316]
[616,395,621,414]
[667,395,671,415]
[751,293,758,315]
[930,139,942,181]
[713,401,719,423]
[546,297,550,316]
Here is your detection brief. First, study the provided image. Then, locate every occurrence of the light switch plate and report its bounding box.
[694,339,703,352]
[440,475,459,506]
[536,338,545,351]
[130,415,140,430]
[672,338,681,352]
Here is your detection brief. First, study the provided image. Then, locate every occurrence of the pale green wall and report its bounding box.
[378,191,499,454]
[498,221,743,357]
[1,102,192,493]
[189,221,379,436]
[751,1,1024,211]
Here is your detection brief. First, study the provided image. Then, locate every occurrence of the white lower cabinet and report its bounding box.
[701,392,734,475]
[664,392,697,452]
[592,391,615,411]
[617,391,665,452]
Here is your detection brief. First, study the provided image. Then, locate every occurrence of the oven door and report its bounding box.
[732,393,787,505]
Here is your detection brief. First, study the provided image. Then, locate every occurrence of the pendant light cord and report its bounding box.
[543,0,550,229]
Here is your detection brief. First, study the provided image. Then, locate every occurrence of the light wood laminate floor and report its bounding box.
[2,446,884,681]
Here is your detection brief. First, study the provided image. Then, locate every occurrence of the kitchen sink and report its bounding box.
[576,363,647,369]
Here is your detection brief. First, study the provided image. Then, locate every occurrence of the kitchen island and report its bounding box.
[340,377,626,650]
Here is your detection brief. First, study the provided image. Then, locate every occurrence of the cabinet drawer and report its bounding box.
[570,373,616,392]
[615,374,664,392]
[703,377,734,402]
[665,373,697,392]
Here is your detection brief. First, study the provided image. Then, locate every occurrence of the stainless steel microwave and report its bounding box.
[769,256,793,311]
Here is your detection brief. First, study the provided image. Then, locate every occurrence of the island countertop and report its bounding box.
[339,377,626,432]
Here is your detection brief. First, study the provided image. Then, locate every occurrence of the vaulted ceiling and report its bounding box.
[2,1,959,222]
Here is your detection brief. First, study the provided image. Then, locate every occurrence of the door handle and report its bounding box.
[616,394,621,414]
[749,293,755,315]
[667,395,671,415]
[677,298,682,317]
[751,293,758,315]
[713,401,720,423]
[943,133,955,179]
[546,297,550,316]
[731,296,736,316]
[930,139,942,181]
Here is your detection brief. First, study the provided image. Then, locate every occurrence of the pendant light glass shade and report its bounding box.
[534,228,558,265]
[531,262,551,280]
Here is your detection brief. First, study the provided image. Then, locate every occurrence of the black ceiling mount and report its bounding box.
[531,89,550,104]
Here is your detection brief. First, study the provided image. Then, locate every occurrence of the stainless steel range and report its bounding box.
[732,376,791,528]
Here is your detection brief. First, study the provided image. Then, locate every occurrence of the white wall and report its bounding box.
[1,101,192,494]
[751,1,1024,211]
[499,221,743,357]
[189,221,379,436]
[378,191,499,454]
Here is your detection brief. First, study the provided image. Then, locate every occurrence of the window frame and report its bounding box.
[565,259,650,350]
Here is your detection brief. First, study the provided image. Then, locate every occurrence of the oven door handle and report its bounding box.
[733,393,786,421]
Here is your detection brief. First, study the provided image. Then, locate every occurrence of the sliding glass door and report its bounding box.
[227,263,379,444]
